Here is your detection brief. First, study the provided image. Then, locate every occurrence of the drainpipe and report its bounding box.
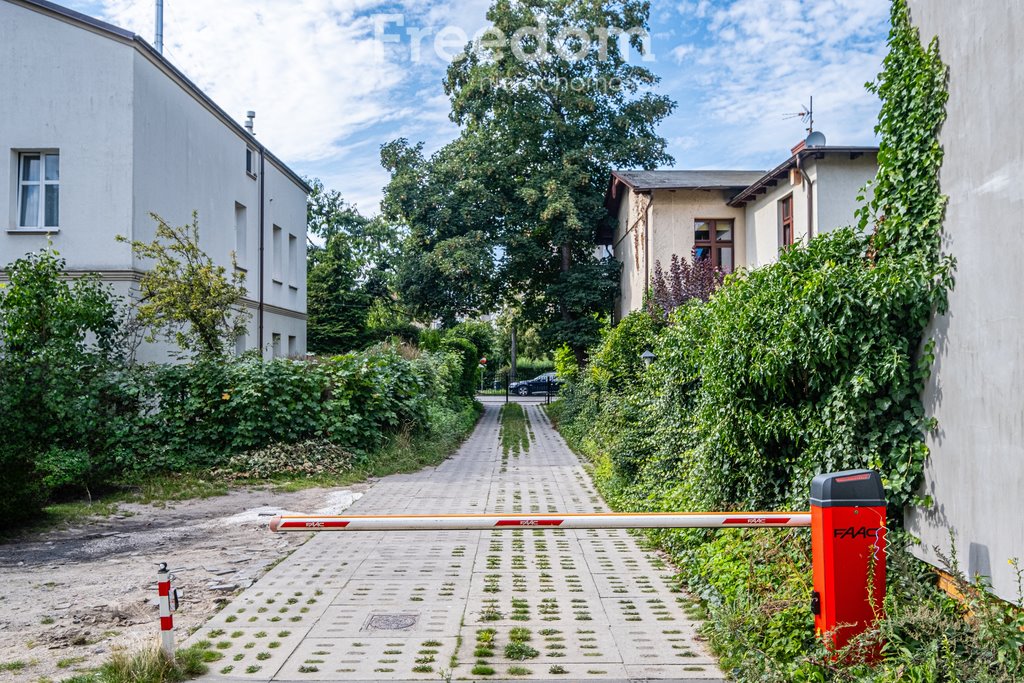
[796,154,815,240]
[257,145,265,354]
[643,192,652,302]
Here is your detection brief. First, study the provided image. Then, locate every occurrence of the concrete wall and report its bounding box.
[613,187,745,320]
[905,0,1024,602]
[130,51,307,360]
[612,188,645,321]
[743,154,877,268]
[0,1,307,362]
[649,188,747,273]
[0,1,135,269]
[744,172,811,268]
[814,154,877,237]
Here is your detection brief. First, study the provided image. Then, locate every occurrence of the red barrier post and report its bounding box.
[157,562,175,659]
[810,469,886,654]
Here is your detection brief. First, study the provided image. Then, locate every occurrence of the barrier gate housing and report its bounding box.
[271,469,887,652]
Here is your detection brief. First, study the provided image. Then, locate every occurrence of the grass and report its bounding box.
[61,641,217,683]
[500,403,530,457]
[0,660,27,672]
[503,642,539,660]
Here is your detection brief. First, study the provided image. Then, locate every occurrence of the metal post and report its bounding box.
[505,376,509,404]
[156,562,175,660]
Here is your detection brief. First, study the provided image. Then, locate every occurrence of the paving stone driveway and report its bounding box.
[192,403,723,682]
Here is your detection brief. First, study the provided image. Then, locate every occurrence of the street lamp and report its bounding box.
[640,350,656,367]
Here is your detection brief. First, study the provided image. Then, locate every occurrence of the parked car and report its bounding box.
[508,372,561,396]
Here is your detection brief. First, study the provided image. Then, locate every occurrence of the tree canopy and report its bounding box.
[382,0,675,358]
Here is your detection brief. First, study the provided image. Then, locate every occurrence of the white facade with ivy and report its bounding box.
[0,0,308,362]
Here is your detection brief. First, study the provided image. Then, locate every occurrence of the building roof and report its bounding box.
[727,146,878,207]
[8,0,311,195]
[611,169,767,192]
[604,169,766,219]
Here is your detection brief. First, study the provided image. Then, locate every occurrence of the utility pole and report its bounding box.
[510,326,517,384]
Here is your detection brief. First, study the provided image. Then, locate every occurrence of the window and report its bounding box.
[246,147,256,177]
[693,219,734,272]
[272,225,283,282]
[271,333,282,358]
[235,333,247,356]
[288,234,298,287]
[18,152,59,229]
[780,195,794,246]
[234,202,247,263]
[288,335,297,357]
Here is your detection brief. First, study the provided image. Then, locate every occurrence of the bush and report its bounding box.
[440,336,480,397]
[0,248,128,520]
[0,252,476,524]
[217,440,354,480]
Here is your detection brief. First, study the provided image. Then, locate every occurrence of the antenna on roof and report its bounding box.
[155,0,164,53]
[783,96,814,134]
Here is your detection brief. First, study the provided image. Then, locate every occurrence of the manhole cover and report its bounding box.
[364,614,418,631]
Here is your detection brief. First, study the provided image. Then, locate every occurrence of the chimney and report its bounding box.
[155,0,163,53]
[791,139,807,155]
[245,111,256,135]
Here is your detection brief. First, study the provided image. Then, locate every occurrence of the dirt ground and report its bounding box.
[0,484,370,682]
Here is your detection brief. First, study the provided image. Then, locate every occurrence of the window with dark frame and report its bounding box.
[693,219,734,273]
[780,194,794,246]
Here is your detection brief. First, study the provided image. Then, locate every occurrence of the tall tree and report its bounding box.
[383,0,674,361]
[306,179,399,354]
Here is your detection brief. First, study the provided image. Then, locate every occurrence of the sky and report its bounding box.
[63,0,891,214]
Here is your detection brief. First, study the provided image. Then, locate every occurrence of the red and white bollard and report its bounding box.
[810,470,887,655]
[157,562,176,660]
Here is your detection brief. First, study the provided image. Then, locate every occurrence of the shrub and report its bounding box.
[217,440,354,480]
[440,336,479,397]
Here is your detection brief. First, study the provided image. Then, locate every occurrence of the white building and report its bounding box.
[0,0,308,361]
[604,141,878,320]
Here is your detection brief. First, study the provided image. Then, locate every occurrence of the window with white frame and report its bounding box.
[18,152,60,229]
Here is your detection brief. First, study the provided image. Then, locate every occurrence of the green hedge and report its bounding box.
[0,247,473,525]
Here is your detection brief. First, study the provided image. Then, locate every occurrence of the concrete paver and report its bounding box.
[191,403,723,682]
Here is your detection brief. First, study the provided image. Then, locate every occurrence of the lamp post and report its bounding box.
[641,350,656,368]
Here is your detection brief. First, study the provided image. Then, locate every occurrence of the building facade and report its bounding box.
[905,0,1024,602]
[605,145,878,321]
[0,0,308,362]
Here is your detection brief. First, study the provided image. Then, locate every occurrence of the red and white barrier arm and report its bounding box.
[269,511,811,532]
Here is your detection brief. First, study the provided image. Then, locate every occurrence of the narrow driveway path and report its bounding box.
[192,404,722,682]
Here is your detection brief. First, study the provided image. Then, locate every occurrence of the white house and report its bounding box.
[0,0,309,362]
[604,140,878,320]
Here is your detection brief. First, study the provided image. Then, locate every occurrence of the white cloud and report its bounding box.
[681,0,889,158]
[669,43,695,64]
[96,0,410,162]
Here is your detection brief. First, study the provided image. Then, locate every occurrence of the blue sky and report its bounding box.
[63,0,890,213]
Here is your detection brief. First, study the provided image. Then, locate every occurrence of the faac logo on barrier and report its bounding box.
[833,526,879,540]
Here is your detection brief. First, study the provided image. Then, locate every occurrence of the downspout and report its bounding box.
[258,144,265,353]
[796,153,815,239]
[643,192,653,302]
